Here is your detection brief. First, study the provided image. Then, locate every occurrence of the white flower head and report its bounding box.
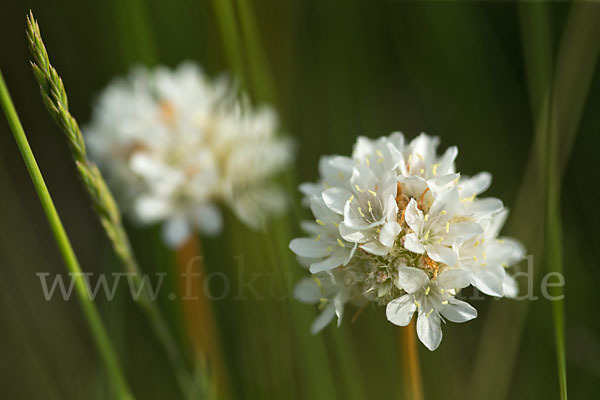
[86,63,293,248]
[290,132,525,350]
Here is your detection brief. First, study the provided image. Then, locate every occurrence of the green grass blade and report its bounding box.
[0,69,134,400]
[210,0,246,83]
[469,3,600,398]
[26,12,200,398]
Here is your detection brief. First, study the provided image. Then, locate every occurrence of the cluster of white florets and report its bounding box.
[86,63,293,247]
[290,132,524,350]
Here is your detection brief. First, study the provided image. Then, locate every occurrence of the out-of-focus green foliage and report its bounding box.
[1,1,599,399]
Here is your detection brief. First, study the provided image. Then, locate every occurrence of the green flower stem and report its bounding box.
[0,70,134,400]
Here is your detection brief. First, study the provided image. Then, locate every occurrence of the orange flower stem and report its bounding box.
[400,320,424,400]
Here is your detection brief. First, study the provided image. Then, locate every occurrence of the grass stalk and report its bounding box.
[469,3,600,398]
[545,63,567,400]
[210,0,246,84]
[0,70,134,400]
[234,0,276,104]
[25,12,198,398]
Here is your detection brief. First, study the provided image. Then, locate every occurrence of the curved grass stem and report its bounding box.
[0,70,134,400]
[25,12,198,398]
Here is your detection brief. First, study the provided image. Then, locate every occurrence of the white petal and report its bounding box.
[502,273,519,298]
[360,241,389,256]
[404,198,424,234]
[300,221,321,236]
[439,298,477,323]
[310,196,340,226]
[333,292,347,326]
[409,133,439,166]
[461,172,492,196]
[294,278,320,304]
[416,311,442,351]
[436,269,471,290]
[429,187,460,219]
[311,303,335,334]
[310,253,347,273]
[436,146,458,175]
[446,221,484,244]
[192,203,223,236]
[468,198,504,216]
[162,215,192,248]
[339,222,368,242]
[299,182,322,199]
[425,244,457,266]
[487,238,525,266]
[386,295,417,326]
[133,195,171,222]
[322,187,352,215]
[403,233,425,254]
[289,238,329,258]
[396,266,429,293]
[379,221,401,248]
[470,264,505,297]
[486,208,509,238]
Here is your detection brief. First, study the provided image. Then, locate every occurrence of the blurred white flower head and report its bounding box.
[86,63,293,247]
[290,132,524,350]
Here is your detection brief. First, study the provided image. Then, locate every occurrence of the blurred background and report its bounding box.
[1,0,599,399]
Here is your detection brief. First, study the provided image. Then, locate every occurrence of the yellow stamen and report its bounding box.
[336,238,345,248]
[461,193,476,203]
[424,286,431,295]
[440,210,447,216]
[358,207,365,217]
[425,308,434,317]
[445,222,450,233]
[327,246,333,252]
[365,157,370,166]
[368,190,377,196]
[367,200,373,213]
[316,219,325,226]
[314,234,321,241]
[432,163,439,176]
[441,300,449,305]
[355,184,365,193]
